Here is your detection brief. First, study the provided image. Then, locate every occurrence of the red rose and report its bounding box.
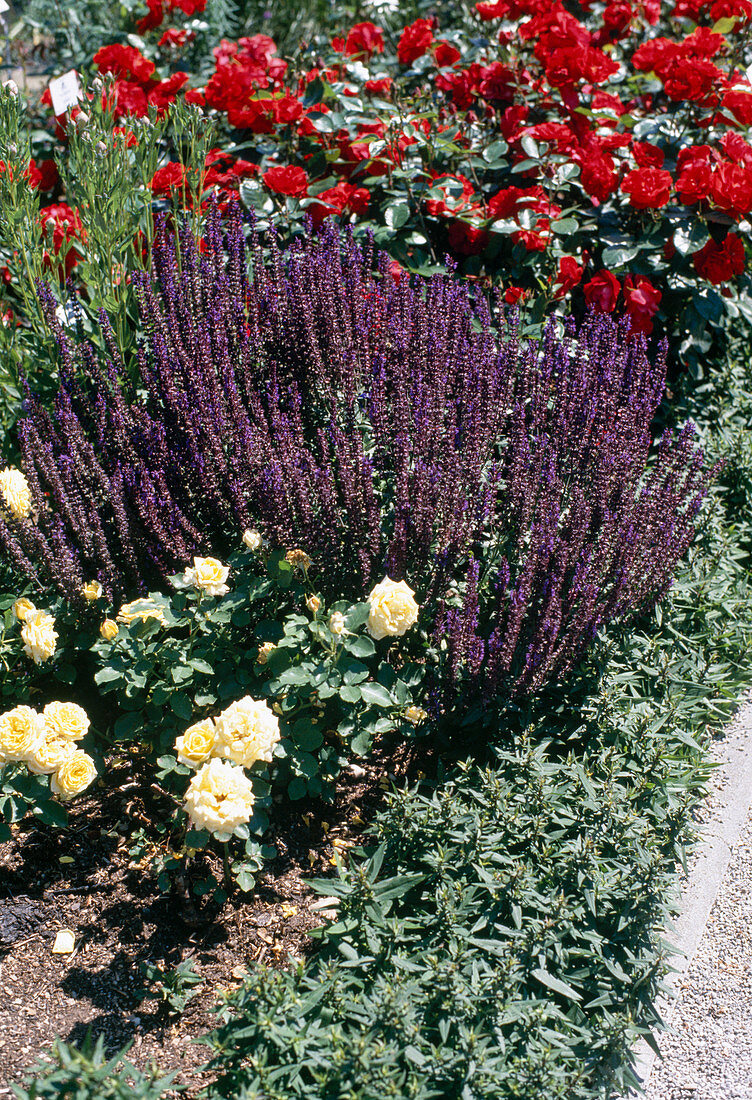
[722,89,752,126]
[552,255,584,299]
[344,22,384,59]
[545,45,619,88]
[676,162,713,206]
[708,162,752,219]
[710,0,751,21]
[148,71,188,112]
[621,167,672,210]
[511,219,551,252]
[263,165,309,198]
[623,275,662,334]
[434,40,461,67]
[447,219,489,255]
[93,44,155,83]
[113,80,149,117]
[138,0,164,32]
[307,182,369,227]
[398,18,434,65]
[692,233,745,283]
[475,0,509,19]
[583,269,620,312]
[632,142,664,169]
[504,286,529,304]
[364,77,392,97]
[272,96,303,124]
[479,61,515,104]
[662,58,724,104]
[150,162,187,195]
[39,203,85,275]
[580,155,618,203]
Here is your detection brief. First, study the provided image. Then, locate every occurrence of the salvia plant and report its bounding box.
[1,208,715,696]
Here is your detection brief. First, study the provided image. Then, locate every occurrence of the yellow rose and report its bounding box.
[13,597,36,623]
[328,611,346,636]
[175,718,216,768]
[43,701,90,742]
[214,696,281,768]
[0,467,31,520]
[366,577,419,640]
[256,641,276,665]
[183,758,255,839]
[117,598,167,626]
[285,548,311,570]
[242,529,263,550]
[0,705,44,763]
[21,609,57,664]
[182,556,230,597]
[50,750,97,800]
[82,580,103,601]
[404,705,428,725]
[27,733,75,775]
[306,595,321,613]
[100,618,119,640]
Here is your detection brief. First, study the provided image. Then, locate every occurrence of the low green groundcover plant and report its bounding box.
[14,356,752,1098]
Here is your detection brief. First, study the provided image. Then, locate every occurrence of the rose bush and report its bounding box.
[3,0,751,382]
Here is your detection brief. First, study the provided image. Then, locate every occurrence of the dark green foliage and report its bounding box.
[12,1036,175,1100]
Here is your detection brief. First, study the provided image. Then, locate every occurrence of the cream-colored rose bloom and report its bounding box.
[366,577,419,640]
[43,701,90,742]
[242,529,263,550]
[117,598,167,626]
[100,618,119,640]
[256,641,276,665]
[214,696,280,768]
[0,705,44,763]
[50,750,97,800]
[182,556,230,597]
[0,467,31,519]
[306,595,321,613]
[13,597,36,623]
[404,705,428,725]
[21,609,58,664]
[175,718,216,768]
[328,611,346,636]
[183,758,255,839]
[27,733,75,775]
[82,580,103,601]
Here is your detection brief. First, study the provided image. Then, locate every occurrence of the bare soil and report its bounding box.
[0,741,421,1095]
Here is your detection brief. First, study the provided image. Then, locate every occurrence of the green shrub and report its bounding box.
[12,1036,175,1100]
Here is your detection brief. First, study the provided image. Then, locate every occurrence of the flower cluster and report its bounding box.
[13,597,57,664]
[0,701,96,800]
[175,696,280,838]
[4,217,713,696]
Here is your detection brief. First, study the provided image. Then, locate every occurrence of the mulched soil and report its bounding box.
[0,739,424,1096]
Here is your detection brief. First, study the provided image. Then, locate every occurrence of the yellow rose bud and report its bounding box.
[43,701,90,742]
[242,529,263,550]
[404,705,428,725]
[328,611,346,636]
[50,750,97,801]
[256,641,276,665]
[183,758,255,839]
[100,618,119,640]
[214,696,280,768]
[82,580,103,601]
[182,556,230,597]
[366,577,419,640]
[13,597,36,623]
[175,718,216,768]
[285,548,311,570]
[21,609,57,664]
[0,467,31,520]
[0,705,44,763]
[306,595,321,614]
[117,598,167,626]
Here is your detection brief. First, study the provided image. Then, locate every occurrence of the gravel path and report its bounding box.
[645,808,752,1099]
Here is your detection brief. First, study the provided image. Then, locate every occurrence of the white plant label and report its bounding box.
[0,1,9,14]
[49,70,81,116]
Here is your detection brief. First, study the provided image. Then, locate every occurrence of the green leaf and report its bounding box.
[384,203,410,230]
[170,692,193,721]
[359,682,394,708]
[531,968,582,1002]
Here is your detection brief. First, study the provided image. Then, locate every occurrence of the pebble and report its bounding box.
[646,807,752,1100]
